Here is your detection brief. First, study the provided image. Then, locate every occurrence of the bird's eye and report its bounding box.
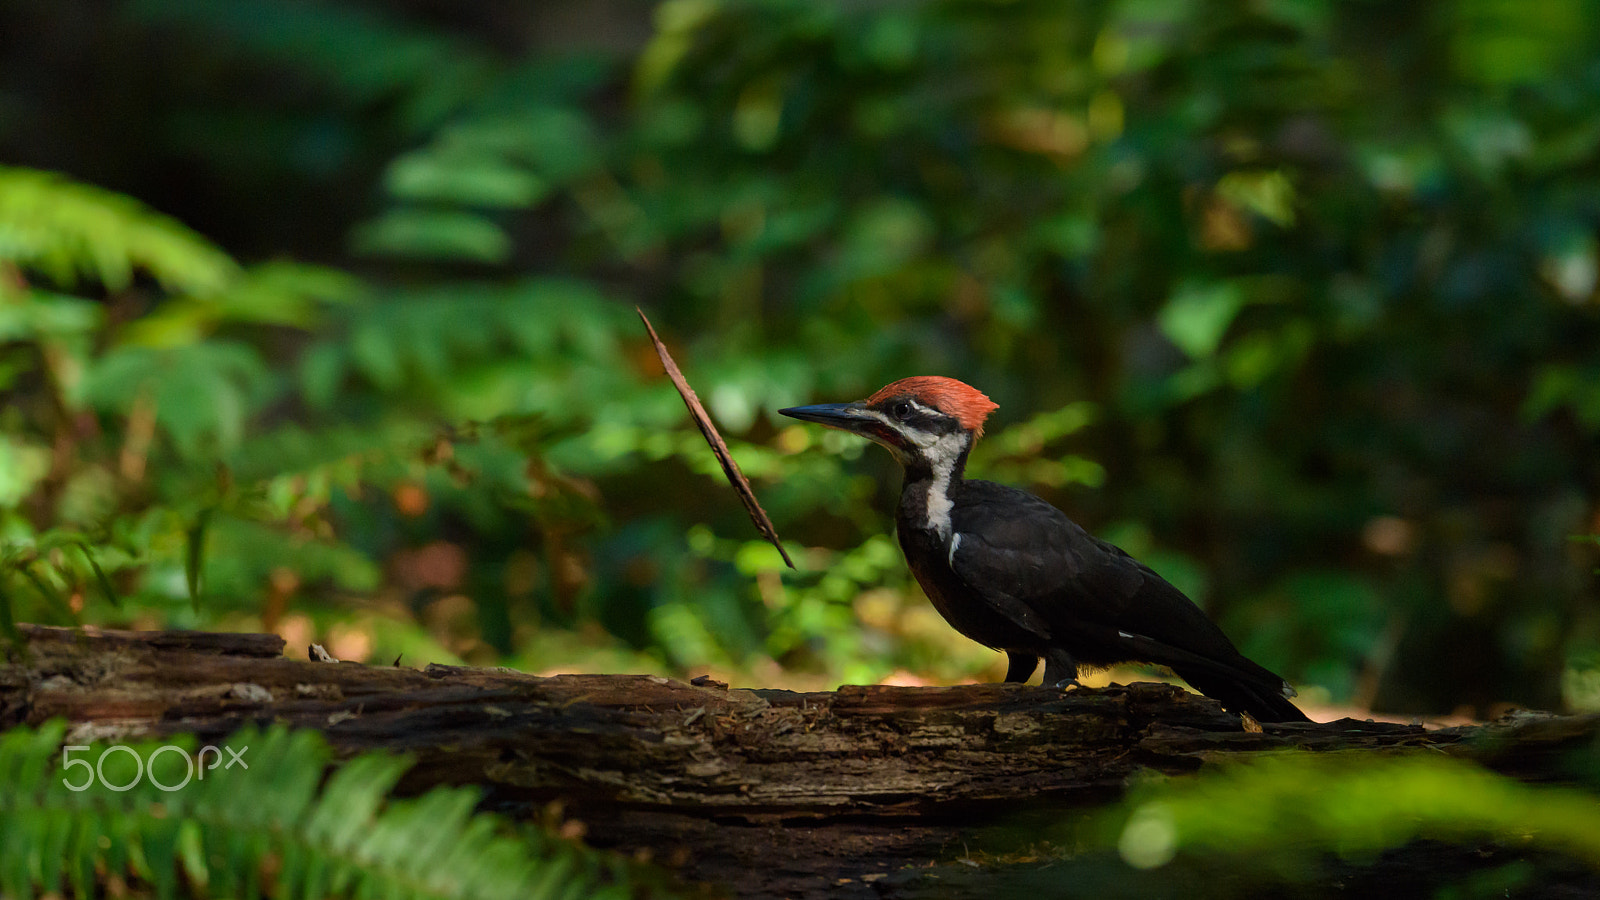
[890,400,913,420]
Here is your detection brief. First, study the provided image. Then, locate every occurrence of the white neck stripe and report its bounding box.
[916,431,967,539]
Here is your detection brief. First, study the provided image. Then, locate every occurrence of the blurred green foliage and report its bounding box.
[1106,752,1600,873]
[952,746,1600,899]
[0,0,1597,713]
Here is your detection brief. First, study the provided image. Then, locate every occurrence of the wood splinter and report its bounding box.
[637,308,796,569]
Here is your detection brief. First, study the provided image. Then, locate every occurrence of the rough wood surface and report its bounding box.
[4,624,1596,898]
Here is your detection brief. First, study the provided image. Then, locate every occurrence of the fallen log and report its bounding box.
[4,624,1596,898]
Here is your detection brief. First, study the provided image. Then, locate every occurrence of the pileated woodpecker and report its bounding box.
[780,376,1310,723]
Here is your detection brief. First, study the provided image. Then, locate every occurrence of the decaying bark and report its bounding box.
[4,624,1597,899]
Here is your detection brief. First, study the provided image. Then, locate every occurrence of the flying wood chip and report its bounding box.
[637,308,796,569]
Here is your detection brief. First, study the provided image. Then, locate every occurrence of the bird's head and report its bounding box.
[779,376,998,471]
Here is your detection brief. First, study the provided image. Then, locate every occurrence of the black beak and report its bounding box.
[778,402,878,436]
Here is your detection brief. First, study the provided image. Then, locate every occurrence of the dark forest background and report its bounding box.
[2,0,1597,718]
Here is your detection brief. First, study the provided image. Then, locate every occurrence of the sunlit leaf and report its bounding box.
[350,208,512,263]
[186,508,212,608]
[386,153,547,208]
[74,542,121,609]
[1158,281,1247,359]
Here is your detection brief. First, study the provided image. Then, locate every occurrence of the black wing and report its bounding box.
[947,479,1308,722]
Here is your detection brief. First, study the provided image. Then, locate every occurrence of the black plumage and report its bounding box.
[904,479,1308,723]
[780,375,1310,724]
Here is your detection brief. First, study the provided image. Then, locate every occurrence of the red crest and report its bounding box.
[865,377,999,436]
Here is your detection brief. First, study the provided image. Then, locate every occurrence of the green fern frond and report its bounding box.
[0,721,678,900]
[118,261,367,348]
[223,420,436,487]
[0,532,121,613]
[307,278,635,418]
[0,167,238,295]
[350,208,514,263]
[0,540,87,633]
[83,341,274,461]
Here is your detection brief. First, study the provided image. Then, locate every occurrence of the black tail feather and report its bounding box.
[1107,629,1312,723]
[1173,666,1311,723]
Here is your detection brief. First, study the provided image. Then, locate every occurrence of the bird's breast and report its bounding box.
[895,525,1042,652]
